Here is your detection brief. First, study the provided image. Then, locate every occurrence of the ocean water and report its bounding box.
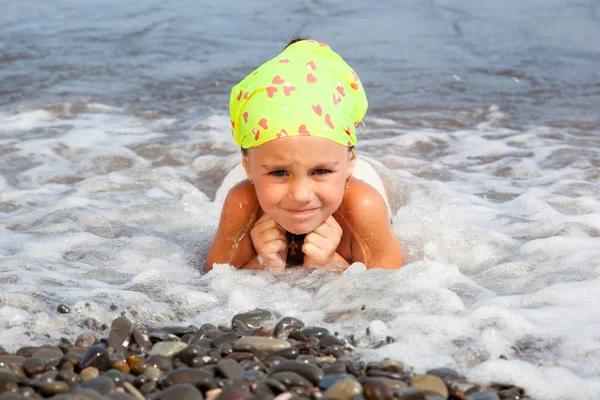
[1,0,600,399]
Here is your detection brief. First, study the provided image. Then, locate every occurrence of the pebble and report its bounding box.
[23,357,45,376]
[324,377,363,399]
[80,375,116,395]
[80,366,100,381]
[79,345,112,372]
[0,311,527,400]
[273,317,306,339]
[147,341,188,357]
[466,393,501,400]
[234,337,291,352]
[56,304,71,314]
[75,333,96,349]
[411,374,449,399]
[152,383,203,400]
[108,317,135,351]
[231,309,279,329]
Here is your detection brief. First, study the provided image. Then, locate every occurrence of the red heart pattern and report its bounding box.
[312,105,322,116]
[258,118,268,129]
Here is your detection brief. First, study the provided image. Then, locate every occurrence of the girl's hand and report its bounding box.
[250,213,288,270]
[302,216,343,267]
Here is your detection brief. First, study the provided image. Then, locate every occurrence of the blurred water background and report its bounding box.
[1,1,600,398]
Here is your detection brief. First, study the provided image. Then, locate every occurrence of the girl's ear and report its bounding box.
[346,147,357,180]
[242,152,253,183]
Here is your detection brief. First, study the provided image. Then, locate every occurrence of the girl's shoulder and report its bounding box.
[338,177,390,226]
[221,180,260,220]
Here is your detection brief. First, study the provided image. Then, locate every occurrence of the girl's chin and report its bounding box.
[278,220,320,235]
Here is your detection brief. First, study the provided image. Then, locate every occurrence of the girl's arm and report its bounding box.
[341,179,404,270]
[204,181,259,271]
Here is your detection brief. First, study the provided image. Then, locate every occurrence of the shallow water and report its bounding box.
[1,1,600,399]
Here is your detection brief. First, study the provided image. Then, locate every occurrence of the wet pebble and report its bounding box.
[32,346,64,369]
[273,317,306,339]
[108,317,135,351]
[234,337,291,352]
[40,381,71,395]
[57,304,71,314]
[466,392,501,400]
[271,360,324,385]
[81,375,116,395]
[324,377,363,399]
[231,309,279,329]
[410,374,449,399]
[150,383,203,400]
[79,345,112,372]
[159,367,213,387]
[75,333,96,349]
[148,341,188,357]
[23,357,45,376]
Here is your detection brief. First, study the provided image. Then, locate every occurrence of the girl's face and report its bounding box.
[243,136,356,235]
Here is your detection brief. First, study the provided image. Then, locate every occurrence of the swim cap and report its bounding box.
[230,40,368,149]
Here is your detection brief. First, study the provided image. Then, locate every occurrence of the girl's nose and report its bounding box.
[289,178,312,203]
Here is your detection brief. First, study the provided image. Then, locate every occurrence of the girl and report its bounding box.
[205,39,403,271]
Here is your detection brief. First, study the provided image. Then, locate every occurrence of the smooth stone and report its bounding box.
[367,368,410,382]
[273,347,299,360]
[175,344,206,366]
[411,375,449,399]
[64,351,82,365]
[148,341,188,357]
[378,359,404,373]
[0,394,26,400]
[231,309,279,329]
[425,368,466,387]
[151,383,204,400]
[142,366,162,382]
[324,378,363,399]
[234,337,290,352]
[394,387,428,400]
[465,393,501,400]
[23,357,45,376]
[139,381,157,395]
[273,317,306,339]
[15,347,36,358]
[301,327,329,339]
[159,368,213,388]
[159,326,197,336]
[195,338,215,349]
[148,331,179,343]
[225,352,254,362]
[319,373,354,390]
[70,387,108,400]
[270,371,313,389]
[108,317,135,351]
[40,381,71,395]
[145,355,173,371]
[81,366,100,381]
[106,369,125,386]
[112,360,130,374]
[79,345,112,372]
[123,381,145,400]
[81,375,116,395]
[75,333,96,349]
[271,361,324,386]
[217,359,243,379]
[318,335,345,348]
[107,392,138,400]
[0,356,25,369]
[212,332,240,348]
[131,327,148,354]
[363,378,393,400]
[32,347,64,369]
[57,304,71,314]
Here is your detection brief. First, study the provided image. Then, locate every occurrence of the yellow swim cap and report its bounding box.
[230,40,368,149]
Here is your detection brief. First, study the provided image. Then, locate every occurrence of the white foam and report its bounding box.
[1,105,599,399]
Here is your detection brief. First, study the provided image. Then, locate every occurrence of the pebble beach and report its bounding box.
[0,309,527,400]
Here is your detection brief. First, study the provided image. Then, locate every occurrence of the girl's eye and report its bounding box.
[268,170,287,177]
[314,169,332,175]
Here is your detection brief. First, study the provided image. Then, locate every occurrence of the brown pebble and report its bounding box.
[80,366,100,381]
[23,357,45,376]
[411,374,449,399]
[205,388,222,400]
[40,381,70,395]
[112,360,130,374]
[75,333,96,349]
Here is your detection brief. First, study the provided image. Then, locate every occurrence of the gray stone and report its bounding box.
[231,309,279,329]
[411,374,449,399]
[273,317,305,339]
[108,317,134,351]
[81,375,116,395]
[148,342,188,357]
[75,333,96,349]
[159,368,213,388]
[217,359,243,379]
[465,393,501,400]
[270,361,324,386]
[234,337,290,352]
[150,383,204,400]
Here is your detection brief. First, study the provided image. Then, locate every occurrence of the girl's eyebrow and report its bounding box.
[260,161,340,169]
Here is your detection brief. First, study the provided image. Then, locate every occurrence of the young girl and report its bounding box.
[205,39,403,271]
